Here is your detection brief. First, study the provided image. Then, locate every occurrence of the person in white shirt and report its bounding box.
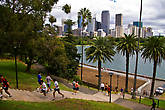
[46,74,52,92]
[100,82,105,92]
[40,80,47,96]
[53,79,64,99]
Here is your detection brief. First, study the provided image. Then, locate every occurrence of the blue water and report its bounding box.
[77,46,165,79]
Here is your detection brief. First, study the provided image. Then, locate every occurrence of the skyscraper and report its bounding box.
[115,14,123,37]
[101,10,110,35]
[78,16,83,29]
[87,18,96,33]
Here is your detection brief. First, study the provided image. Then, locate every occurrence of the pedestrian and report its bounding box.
[46,73,52,92]
[0,75,12,98]
[105,83,108,95]
[37,72,42,85]
[107,85,111,96]
[151,99,156,110]
[100,82,105,92]
[53,79,64,99]
[72,80,76,95]
[120,88,123,96]
[40,80,47,96]
[115,86,118,94]
[131,88,133,95]
[75,81,80,94]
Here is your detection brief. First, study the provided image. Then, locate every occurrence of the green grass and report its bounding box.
[0,99,130,110]
[129,98,165,109]
[0,59,73,92]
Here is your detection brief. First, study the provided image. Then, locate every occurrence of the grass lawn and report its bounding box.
[0,99,130,110]
[0,59,73,92]
[129,98,165,109]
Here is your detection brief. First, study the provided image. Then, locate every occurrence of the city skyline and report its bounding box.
[49,0,165,36]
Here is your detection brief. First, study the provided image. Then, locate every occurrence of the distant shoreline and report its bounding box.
[82,64,165,82]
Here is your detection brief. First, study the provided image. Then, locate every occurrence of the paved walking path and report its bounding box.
[2,89,164,110]
[1,89,120,102]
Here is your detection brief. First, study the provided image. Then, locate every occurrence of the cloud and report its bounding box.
[50,0,165,35]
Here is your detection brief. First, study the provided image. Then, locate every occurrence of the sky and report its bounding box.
[49,0,165,35]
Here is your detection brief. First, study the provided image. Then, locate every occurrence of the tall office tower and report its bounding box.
[115,14,123,37]
[95,21,102,31]
[87,18,96,33]
[133,21,143,27]
[115,14,123,26]
[101,10,110,35]
[78,16,83,29]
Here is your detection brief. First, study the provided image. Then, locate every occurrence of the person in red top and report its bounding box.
[0,75,12,98]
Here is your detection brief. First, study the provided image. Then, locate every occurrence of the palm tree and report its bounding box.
[132,0,143,99]
[62,4,71,14]
[86,37,116,90]
[117,33,137,92]
[141,37,165,98]
[64,19,75,36]
[78,8,92,80]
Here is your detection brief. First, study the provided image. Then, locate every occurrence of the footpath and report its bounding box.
[1,89,164,110]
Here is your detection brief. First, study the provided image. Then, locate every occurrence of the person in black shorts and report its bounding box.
[53,79,64,99]
[0,75,12,98]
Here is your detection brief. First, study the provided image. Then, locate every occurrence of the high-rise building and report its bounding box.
[95,21,102,31]
[115,14,123,37]
[133,21,143,27]
[101,10,110,35]
[78,16,83,29]
[115,14,123,27]
[87,18,96,33]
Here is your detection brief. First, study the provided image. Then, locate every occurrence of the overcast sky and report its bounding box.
[49,0,165,35]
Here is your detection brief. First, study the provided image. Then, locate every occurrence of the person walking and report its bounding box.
[40,80,47,96]
[100,82,105,92]
[53,79,64,99]
[46,74,52,92]
[37,72,42,85]
[151,99,156,110]
[75,81,80,95]
[0,75,12,98]
[120,88,124,96]
[72,80,76,95]
[105,83,108,95]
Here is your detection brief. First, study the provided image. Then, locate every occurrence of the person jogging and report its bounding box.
[75,81,80,94]
[0,75,12,98]
[37,72,42,85]
[53,79,64,99]
[46,74,52,92]
[40,80,47,96]
[72,80,76,95]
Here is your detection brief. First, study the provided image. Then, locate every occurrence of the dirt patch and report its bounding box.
[77,67,146,92]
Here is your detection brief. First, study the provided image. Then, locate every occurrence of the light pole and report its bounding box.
[109,72,114,103]
[14,46,18,89]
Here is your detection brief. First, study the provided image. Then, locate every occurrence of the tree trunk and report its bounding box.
[98,59,101,91]
[125,51,129,92]
[150,60,157,98]
[26,63,32,72]
[132,51,138,99]
[80,27,83,81]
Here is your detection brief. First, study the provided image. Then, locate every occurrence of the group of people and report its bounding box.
[100,82,124,96]
[72,80,80,95]
[0,75,12,98]
[37,73,64,99]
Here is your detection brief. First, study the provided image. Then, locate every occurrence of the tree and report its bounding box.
[86,37,116,90]
[62,4,71,14]
[64,19,75,37]
[78,8,92,80]
[49,15,56,26]
[117,34,137,92]
[132,0,143,99]
[141,37,165,98]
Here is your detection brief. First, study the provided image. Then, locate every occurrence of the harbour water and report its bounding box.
[77,46,165,79]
